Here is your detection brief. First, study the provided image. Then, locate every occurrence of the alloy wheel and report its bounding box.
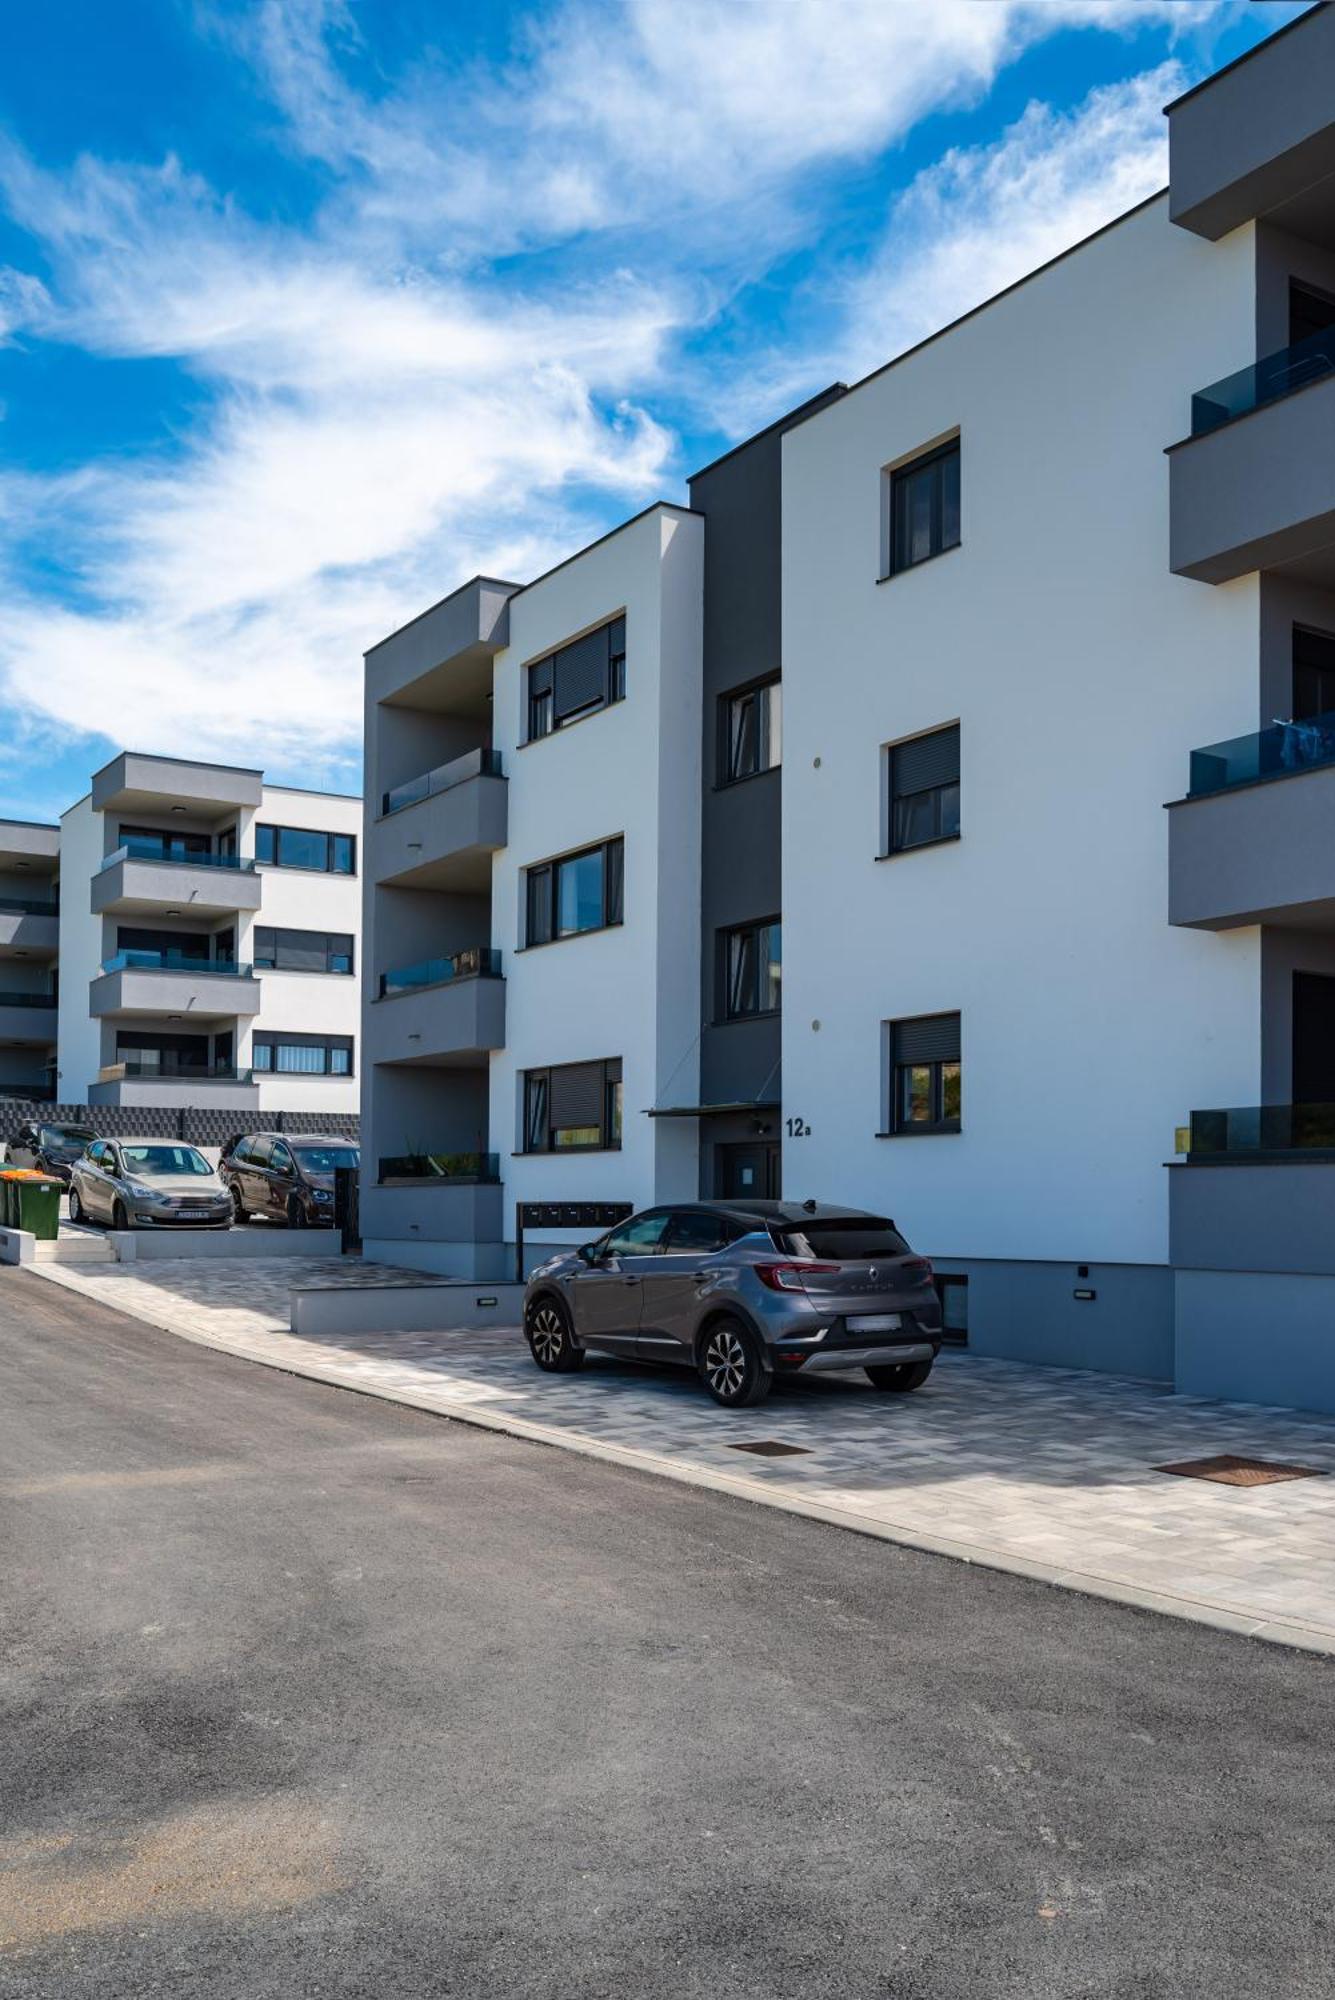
[704,1326,748,1401]
[530,1305,566,1365]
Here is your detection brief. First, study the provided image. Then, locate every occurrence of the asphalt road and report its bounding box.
[2,1270,1333,1999]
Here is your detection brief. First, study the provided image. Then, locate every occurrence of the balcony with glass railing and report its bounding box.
[381,746,504,818]
[1188,708,1335,797]
[1191,325,1335,437]
[1186,1103,1335,1161]
[378,945,501,999]
[101,948,255,977]
[378,1150,500,1185]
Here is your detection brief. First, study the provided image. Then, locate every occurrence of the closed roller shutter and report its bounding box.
[554,628,610,720]
[893,1013,960,1065]
[549,1060,606,1130]
[893,725,958,797]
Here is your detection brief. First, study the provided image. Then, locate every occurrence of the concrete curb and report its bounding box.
[29,1262,1335,1660]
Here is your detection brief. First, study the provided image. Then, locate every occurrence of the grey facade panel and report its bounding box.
[0,910,58,956]
[688,387,844,1195]
[930,1258,1175,1383]
[1167,762,1335,929]
[1174,1267,1335,1415]
[1168,371,1335,585]
[91,752,262,816]
[1169,1159,1335,1276]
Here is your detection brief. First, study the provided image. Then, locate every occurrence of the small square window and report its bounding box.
[885,1013,961,1135]
[886,725,960,855]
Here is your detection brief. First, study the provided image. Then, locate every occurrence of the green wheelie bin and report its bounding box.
[0,1171,62,1240]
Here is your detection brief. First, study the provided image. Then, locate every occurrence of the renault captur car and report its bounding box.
[69,1138,233,1231]
[522,1200,942,1408]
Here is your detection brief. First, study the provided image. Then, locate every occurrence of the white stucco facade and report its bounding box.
[780,197,1262,1269]
[488,505,704,1241]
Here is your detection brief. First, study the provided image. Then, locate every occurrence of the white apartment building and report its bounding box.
[1,750,362,1124]
[361,9,1335,1414]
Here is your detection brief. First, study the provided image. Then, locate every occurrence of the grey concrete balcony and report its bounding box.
[0,991,58,1044]
[0,901,59,957]
[90,952,262,1021]
[1169,363,1335,586]
[91,751,262,817]
[369,751,507,894]
[91,846,263,919]
[1168,721,1335,929]
[89,1063,260,1110]
[369,950,506,1065]
[1168,3,1335,241]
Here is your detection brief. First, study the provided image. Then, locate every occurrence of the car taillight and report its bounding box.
[754,1261,842,1293]
[903,1258,934,1284]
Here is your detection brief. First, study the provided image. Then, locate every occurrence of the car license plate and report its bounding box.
[847,1313,902,1333]
[177,1210,209,1222]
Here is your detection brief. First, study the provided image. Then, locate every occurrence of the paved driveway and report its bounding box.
[27,1254,1335,1652]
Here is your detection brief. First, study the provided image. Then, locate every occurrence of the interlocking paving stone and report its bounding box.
[27,1252,1335,1649]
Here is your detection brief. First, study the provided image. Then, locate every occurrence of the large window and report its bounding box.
[253,926,354,975]
[885,438,960,578]
[721,678,781,783]
[722,919,781,1019]
[525,838,623,946]
[252,1033,354,1077]
[255,823,356,874]
[886,1013,961,1136]
[526,616,626,742]
[120,823,212,862]
[522,1058,622,1152]
[885,725,960,854]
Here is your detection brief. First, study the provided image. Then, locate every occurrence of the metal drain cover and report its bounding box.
[729,1440,811,1458]
[1155,1454,1324,1487]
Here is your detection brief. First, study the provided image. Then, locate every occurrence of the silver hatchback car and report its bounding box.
[69,1138,233,1231]
[523,1200,943,1408]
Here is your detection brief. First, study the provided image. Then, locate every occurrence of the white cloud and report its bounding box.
[0,0,1236,785]
[838,63,1183,382]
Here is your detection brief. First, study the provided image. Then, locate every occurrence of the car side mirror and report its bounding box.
[577,1242,602,1267]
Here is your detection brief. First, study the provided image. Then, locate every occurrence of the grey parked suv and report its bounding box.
[523,1201,942,1408]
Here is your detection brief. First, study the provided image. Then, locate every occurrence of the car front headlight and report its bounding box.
[313,1189,332,1202]
[125,1181,158,1200]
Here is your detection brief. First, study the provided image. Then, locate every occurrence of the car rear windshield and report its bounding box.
[292,1146,359,1173]
[44,1126,94,1152]
[770,1219,911,1260]
[120,1145,213,1178]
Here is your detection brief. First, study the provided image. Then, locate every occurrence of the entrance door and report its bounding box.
[1293,973,1335,1103]
[716,1141,779,1200]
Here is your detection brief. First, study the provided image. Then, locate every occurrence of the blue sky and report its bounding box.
[0,0,1306,821]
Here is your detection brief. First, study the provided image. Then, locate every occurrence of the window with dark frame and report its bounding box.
[886,725,960,854]
[253,927,354,975]
[521,1058,623,1152]
[887,1012,961,1135]
[722,918,781,1020]
[524,838,624,947]
[526,616,627,742]
[1293,625,1335,721]
[252,1033,354,1077]
[721,678,781,784]
[885,438,960,577]
[254,823,356,874]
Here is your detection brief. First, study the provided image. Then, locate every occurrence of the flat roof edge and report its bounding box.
[1163,3,1327,114]
[364,575,524,659]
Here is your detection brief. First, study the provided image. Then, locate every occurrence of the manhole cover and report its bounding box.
[1155,1454,1325,1487]
[729,1440,811,1458]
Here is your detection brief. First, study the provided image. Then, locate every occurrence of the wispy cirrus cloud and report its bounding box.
[0,0,1274,797]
